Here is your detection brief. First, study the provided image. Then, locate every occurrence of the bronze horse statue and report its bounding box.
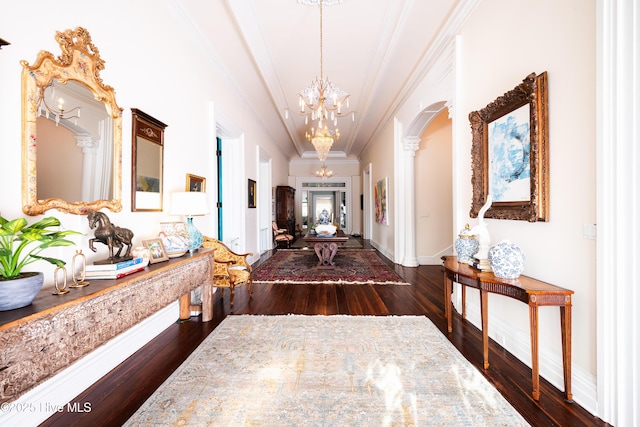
[87,211,134,260]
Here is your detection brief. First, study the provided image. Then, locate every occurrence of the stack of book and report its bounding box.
[85,257,149,280]
[466,257,492,272]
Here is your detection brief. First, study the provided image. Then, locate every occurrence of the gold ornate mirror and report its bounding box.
[21,27,122,215]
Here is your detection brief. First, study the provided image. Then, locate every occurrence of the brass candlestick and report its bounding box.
[52,266,69,295]
[70,249,90,288]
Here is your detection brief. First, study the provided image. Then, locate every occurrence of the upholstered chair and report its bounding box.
[201,237,253,307]
[272,221,294,248]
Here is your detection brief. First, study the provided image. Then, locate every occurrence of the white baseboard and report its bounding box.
[417,245,454,265]
[460,303,597,415]
[369,240,393,261]
[0,301,179,427]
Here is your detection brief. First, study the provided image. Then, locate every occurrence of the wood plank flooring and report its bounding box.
[42,244,609,427]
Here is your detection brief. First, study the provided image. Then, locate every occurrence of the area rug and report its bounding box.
[251,249,407,285]
[124,315,530,426]
[290,236,363,249]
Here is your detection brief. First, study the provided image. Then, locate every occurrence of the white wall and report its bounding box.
[453,0,597,412]
[0,1,289,416]
[415,110,453,263]
[361,0,598,414]
[0,0,288,282]
[359,121,395,258]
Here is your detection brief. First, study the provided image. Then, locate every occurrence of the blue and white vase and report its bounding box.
[454,224,479,263]
[488,240,525,279]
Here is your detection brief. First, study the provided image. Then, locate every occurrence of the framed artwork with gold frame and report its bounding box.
[469,71,549,222]
[186,174,206,192]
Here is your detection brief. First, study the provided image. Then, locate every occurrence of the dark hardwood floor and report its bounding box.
[42,242,609,427]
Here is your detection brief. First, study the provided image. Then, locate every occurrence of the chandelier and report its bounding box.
[37,83,81,126]
[315,163,334,178]
[287,0,353,161]
[306,124,339,162]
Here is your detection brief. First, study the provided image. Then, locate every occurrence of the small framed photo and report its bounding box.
[186,173,206,192]
[142,238,169,263]
[248,179,257,208]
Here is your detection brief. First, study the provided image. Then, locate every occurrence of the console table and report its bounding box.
[0,249,214,403]
[441,256,573,401]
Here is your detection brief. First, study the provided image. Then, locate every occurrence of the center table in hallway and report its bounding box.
[303,230,349,267]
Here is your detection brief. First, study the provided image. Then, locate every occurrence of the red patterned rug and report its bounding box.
[252,249,408,285]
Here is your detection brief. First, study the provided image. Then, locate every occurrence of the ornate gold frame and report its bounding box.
[186,173,206,192]
[21,27,123,215]
[469,72,549,222]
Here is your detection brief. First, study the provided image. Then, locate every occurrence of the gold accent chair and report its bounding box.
[201,237,253,307]
[272,221,294,248]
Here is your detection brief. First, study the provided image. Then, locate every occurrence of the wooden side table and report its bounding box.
[442,256,573,401]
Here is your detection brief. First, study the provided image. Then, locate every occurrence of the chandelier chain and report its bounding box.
[319,0,323,81]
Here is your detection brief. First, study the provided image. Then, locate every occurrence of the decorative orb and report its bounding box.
[488,240,525,279]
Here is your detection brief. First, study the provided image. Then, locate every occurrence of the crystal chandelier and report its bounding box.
[287,0,353,161]
[306,124,339,162]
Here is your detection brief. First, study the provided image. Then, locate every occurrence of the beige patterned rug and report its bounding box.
[124,315,529,426]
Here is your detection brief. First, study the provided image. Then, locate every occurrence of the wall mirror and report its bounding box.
[21,27,123,215]
[131,108,166,212]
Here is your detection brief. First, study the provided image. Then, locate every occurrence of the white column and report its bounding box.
[597,0,640,425]
[75,134,97,201]
[401,136,420,267]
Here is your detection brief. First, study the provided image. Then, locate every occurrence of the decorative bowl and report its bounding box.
[315,224,337,236]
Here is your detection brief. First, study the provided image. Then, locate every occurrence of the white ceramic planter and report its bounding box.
[0,272,44,311]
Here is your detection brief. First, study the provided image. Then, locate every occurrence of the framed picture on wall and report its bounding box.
[186,173,206,192]
[375,177,388,225]
[248,179,257,208]
[469,71,549,222]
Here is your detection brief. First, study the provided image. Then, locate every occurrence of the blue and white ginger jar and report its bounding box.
[454,224,479,263]
[488,240,525,279]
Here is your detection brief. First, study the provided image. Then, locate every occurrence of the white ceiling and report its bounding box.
[173,0,470,161]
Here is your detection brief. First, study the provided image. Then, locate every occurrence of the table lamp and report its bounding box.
[170,191,210,254]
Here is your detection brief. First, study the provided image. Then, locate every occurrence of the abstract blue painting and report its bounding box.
[488,104,531,202]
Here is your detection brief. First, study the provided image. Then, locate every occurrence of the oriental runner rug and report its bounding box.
[124,315,530,426]
[251,249,408,285]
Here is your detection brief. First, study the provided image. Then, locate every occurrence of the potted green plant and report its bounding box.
[0,215,82,311]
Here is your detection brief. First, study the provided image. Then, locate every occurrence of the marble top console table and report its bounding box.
[0,248,214,403]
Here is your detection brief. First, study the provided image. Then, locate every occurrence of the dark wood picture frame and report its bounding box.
[248,179,257,208]
[131,109,167,212]
[469,71,549,222]
[186,173,205,192]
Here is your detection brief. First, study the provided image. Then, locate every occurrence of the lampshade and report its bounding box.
[170,191,210,216]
